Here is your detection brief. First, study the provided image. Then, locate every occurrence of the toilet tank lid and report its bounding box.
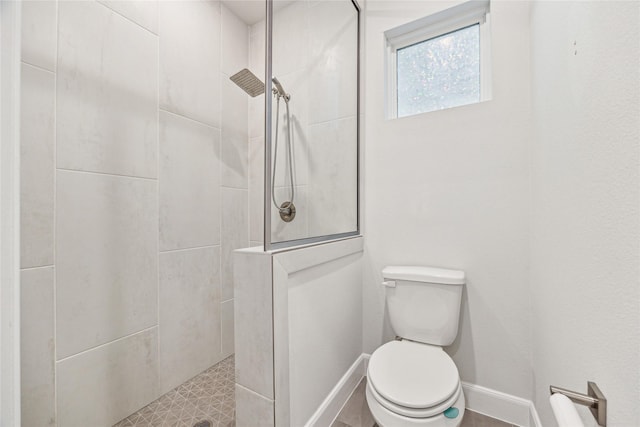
[382,266,465,285]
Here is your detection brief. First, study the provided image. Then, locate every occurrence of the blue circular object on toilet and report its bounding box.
[444,407,459,419]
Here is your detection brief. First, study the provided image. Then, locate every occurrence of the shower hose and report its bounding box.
[272,92,295,214]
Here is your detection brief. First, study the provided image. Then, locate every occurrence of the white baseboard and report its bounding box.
[529,401,543,427]
[306,354,543,427]
[462,382,535,427]
[305,354,368,427]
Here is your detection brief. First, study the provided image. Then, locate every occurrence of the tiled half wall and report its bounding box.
[233,237,364,426]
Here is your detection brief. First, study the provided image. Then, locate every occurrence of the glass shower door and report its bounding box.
[265,0,360,249]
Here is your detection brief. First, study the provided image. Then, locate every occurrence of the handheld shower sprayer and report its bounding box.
[272,76,290,102]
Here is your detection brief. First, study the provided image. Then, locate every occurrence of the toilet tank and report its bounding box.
[382,266,465,346]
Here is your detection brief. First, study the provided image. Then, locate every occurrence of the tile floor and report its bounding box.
[114,356,235,427]
[116,356,514,427]
[332,378,517,427]
[331,379,375,427]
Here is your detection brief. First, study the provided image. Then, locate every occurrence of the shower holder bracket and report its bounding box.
[272,88,290,102]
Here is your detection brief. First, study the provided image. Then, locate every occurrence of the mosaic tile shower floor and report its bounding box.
[114,356,235,427]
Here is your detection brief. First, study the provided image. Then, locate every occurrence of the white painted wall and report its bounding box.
[273,238,363,426]
[362,0,533,399]
[530,1,640,426]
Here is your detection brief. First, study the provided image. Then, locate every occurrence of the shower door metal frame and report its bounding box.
[264,0,362,251]
[0,0,22,424]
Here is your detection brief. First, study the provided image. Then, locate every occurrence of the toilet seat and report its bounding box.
[368,378,462,418]
[366,384,466,427]
[367,340,461,417]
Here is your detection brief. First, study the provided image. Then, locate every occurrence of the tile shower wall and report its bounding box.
[248,0,358,245]
[20,1,249,425]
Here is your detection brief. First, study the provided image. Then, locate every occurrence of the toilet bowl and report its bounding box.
[366,340,465,426]
[365,266,466,427]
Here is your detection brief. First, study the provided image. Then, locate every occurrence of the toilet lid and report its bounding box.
[368,340,460,409]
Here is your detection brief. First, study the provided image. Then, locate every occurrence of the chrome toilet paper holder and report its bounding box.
[550,381,607,426]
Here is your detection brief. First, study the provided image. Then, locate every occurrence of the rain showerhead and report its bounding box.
[230,69,290,101]
[230,68,265,97]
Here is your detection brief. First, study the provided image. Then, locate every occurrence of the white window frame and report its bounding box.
[384,0,492,119]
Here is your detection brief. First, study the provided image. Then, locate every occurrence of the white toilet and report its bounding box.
[365,266,466,427]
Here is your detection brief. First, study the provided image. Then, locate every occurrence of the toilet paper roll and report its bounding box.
[550,393,585,427]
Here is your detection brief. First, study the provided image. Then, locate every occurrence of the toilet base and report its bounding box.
[365,381,466,427]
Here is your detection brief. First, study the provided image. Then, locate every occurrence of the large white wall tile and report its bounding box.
[21,267,55,427]
[233,250,273,398]
[159,246,222,394]
[249,95,264,140]
[271,70,309,188]
[56,170,158,359]
[247,15,265,178]
[20,64,55,268]
[307,117,358,236]
[249,136,265,242]
[98,0,158,34]
[221,4,248,77]
[221,299,235,358]
[159,0,221,127]
[222,78,249,188]
[21,0,57,71]
[57,0,158,178]
[249,20,265,78]
[236,384,274,427]
[159,111,221,251]
[57,328,159,426]
[222,188,249,301]
[307,0,358,124]
[248,19,265,183]
[272,1,308,76]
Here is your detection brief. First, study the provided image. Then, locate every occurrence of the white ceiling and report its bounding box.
[221,1,296,25]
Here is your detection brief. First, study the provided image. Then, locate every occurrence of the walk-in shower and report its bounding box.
[17,0,360,425]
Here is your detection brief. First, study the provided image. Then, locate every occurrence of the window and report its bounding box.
[385,1,491,118]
